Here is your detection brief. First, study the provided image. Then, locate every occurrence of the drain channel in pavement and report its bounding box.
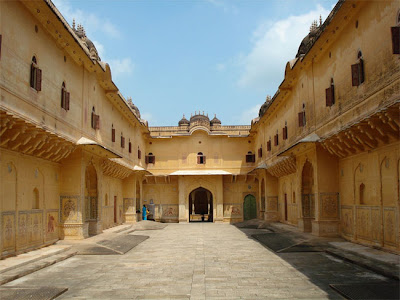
[0,286,67,300]
[330,283,400,300]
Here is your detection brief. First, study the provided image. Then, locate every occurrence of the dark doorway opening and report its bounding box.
[189,187,213,222]
[114,196,117,224]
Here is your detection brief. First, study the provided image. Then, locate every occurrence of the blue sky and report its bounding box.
[53,0,337,126]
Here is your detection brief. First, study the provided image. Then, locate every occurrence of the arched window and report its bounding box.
[351,51,365,86]
[274,129,279,146]
[121,132,125,148]
[138,146,142,159]
[246,151,255,163]
[91,107,100,129]
[359,183,365,204]
[197,152,206,164]
[298,103,306,127]
[111,124,115,142]
[33,188,39,209]
[61,82,70,110]
[128,139,132,153]
[391,12,400,54]
[267,137,272,151]
[30,56,42,91]
[283,121,288,140]
[145,152,155,164]
[326,78,335,107]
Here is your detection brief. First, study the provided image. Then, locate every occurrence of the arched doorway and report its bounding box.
[85,164,98,235]
[301,160,315,232]
[260,179,265,218]
[189,187,213,222]
[136,180,141,221]
[243,194,257,221]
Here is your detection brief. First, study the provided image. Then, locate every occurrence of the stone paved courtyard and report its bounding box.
[3,223,396,299]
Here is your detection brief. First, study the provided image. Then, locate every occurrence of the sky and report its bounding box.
[52,0,337,126]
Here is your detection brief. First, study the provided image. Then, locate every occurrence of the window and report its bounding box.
[351,51,365,86]
[121,133,125,148]
[30,56,42,91]
[325,78,335,107]
[283,122,288,140]
[145,153,155,164]
[91,107,100,129]
[33,188,39,209]
[129,140,132,153]
[298,103,306,127]
[138,147,142,159]
[111,124,115,142]
[257,147,263,158]
[61,82,70,111]
[197,152,206,164]
[359,183,365,204]
[246,151,255,163]
[391,13,400,54]
[274,131,279,146]
[267,139,272,151]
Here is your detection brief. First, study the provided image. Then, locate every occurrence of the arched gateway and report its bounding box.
[189,187,213,222]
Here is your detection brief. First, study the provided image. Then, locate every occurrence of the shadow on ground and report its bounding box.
[235,219,399,300]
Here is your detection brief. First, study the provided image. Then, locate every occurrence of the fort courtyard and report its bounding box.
[0,0,399,298]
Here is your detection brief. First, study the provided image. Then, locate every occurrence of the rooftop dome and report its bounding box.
[178,114,190,126]
[127,97,141,119]
[259,95,272,117]
[296,18,322,58]
[210,114,221,125]
[72,21,100,60]
[190,111,210,123]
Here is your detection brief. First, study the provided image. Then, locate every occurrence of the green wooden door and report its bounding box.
[243,194,257,220]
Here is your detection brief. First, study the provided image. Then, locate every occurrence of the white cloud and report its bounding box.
[216,63,226,72]
[206,0,238,14]
[52,0,122,39]
[140,112,154,124]
[108,58,134,79]
[237,5,330,90]
[238,104,262,125]
[52,1,133,79]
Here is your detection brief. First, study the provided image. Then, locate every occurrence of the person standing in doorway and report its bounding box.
[142,204,147,220]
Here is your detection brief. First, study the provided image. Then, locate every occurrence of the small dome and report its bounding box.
[190,112,210,123]
[178,115,190,126]
[210,114,221,125]
[259,95,272,117]
[127,97,141,118]
[296,20,321,58]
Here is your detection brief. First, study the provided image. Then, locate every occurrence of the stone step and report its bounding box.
[0,249,76,286]
[0,245,72,274]
[326,248,399,281]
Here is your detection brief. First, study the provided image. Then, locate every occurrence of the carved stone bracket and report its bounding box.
[0,110,75,162]
[267,156,296,178]
[101,158,133,179]
[321,103,399,158]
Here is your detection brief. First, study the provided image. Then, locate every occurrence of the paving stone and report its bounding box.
[2,223,396,299]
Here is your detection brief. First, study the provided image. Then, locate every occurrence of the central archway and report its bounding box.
[189,187,213,222]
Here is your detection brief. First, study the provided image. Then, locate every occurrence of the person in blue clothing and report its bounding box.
[142,205,147,220]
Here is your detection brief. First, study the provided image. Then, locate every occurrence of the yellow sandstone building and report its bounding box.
[0,0,399,259]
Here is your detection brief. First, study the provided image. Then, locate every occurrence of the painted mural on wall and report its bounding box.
[223,204,242,218]
[2,212,15,253]
[161,205,178,220]
[46,210,58,241]
[61,196,78,223]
